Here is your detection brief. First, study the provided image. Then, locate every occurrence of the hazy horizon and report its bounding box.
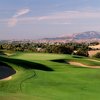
[1,0,100,40]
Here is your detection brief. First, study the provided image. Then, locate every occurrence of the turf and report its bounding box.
[0,53,100,100]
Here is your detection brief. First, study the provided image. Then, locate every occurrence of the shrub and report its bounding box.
[94,52,100,58]
[74,49,89,57]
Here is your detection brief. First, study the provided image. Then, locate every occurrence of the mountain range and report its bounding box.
[71,31,100,39]
[40,31,100,43]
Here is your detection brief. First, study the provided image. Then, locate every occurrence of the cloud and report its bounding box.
[8,18,17,27]
[6,10,100,26]
[36,10,100,20]
[13,9,30,18]
[8,8,30,27]
[51,22,71,25]
[12,10,100,25]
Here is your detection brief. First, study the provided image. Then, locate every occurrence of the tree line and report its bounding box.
[0,41,91,57]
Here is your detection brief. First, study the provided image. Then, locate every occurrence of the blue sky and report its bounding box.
[0,0,100,40]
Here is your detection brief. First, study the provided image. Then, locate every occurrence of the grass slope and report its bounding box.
[0,53,100,100]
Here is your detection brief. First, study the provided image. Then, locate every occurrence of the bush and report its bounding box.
[74,49,89,57]
[94,52,100,58]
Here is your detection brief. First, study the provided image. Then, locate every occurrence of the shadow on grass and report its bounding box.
[51,59,69,64]
[0,51,6,56]
[0,62,16,79]
[51,59,89,69]
[0,56,53,71]
[72,55,83,58]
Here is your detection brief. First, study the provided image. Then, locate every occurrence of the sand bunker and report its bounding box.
[1,76,12,80]
[69,61,100,68]
[0,64,16,80]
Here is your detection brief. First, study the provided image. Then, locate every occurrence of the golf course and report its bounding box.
[0,52,100,100]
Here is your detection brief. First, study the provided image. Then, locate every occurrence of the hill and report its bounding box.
[72,31,100,39]
[40,31,100,43]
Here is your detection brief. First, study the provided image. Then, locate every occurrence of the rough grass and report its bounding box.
[0,53,100,100]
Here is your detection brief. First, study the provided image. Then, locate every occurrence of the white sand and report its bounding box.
[1,76,12,81]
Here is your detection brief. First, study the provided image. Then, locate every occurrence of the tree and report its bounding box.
[0,45,3,49]
[94,52,100,58]
[75,48,89,57]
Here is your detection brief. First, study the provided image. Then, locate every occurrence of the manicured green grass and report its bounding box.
[0,53,100,100]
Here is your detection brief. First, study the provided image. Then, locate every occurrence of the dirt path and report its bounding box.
[69,61,100,68]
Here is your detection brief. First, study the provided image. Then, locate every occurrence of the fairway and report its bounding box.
[0,53,100,100]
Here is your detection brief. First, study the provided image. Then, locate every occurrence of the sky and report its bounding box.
[0,0,100,40]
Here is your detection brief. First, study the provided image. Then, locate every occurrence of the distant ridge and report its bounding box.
[72,31,100,39]
[40,31,100,43]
